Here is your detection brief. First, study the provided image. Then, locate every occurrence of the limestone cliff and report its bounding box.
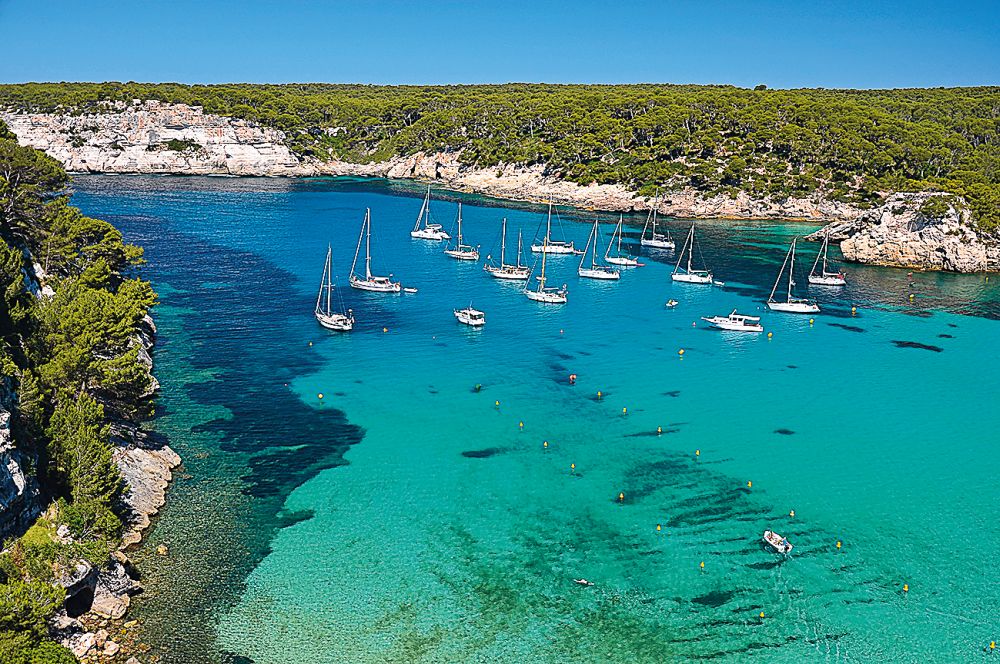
[807,193,999,273]
[0,380,42,539]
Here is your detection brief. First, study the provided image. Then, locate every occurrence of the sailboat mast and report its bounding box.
[456,204,463,246]
[592,220,598,267]
[787,239,796,301]
[317,246,329,313]
[546,202,553,242]
[500,218,508,267]
[673,225,691,274]
[769,243,792,302]
[326,245,332,315]
[350,212,365,279]
[687,225,694,272]
[516,231,524,268]
[821,233,829,274]
[539,237,548,288]
[617,215,624,253]
[810,233,824,277]
[365,208,373,280]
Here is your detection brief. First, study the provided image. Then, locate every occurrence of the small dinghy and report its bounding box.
[665,299,679,308]
[403,287,418,294]
[762,530,793,554]
[573,578,595,587]
[702,309,763,332]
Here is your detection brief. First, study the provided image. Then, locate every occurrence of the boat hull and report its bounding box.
[767,301,820,313]
[809,274,846,286]
[579,268,620,280]
[444,249,480,261]
[702,317,763,332]
[672,273,713,284]
[524,290,568,303]
[410,229,450,240]
[454,309,486,326]
[606,256,639,266]
[315,312,354,331]
[485,266,530,280]
[530,243,576,254]
[641,238,675,249]
[350,277,401,293]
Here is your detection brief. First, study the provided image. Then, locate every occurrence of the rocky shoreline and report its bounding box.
[3,101,998,272]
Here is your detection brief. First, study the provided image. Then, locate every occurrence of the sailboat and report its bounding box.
[315,244,354,331]
[767,238,820,313]
[605,215,640,266]
[410,186,451,240]
[349,208,402,293]
[640,192,675,249]
[443,203,479,261]
[484,218,530,280]
[524,239,568,303]
[530,202,576,254]
[808,231,847,286]
[578,219,620,280]
[672,224,713,283]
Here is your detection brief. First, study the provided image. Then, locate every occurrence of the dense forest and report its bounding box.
[0,82,998,229]
[0,118,155,661]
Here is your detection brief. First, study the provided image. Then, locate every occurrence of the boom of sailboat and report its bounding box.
[315,192,857,333]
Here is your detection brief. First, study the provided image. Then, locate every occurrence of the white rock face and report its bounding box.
[0,389,42,539]
[2,101,311,176]
[810,192,998,273]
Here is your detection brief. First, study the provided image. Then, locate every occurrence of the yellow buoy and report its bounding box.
[570,463,576,471]
[618,492,624,503]
[747,480,752,488]
[695,449,700,457]
[836,540,842,549]
[809,318,814,325]
[308,341,313,347]
[495,400,500,407]
[909,293,915,300]
[903,583,909,593]
[767,332,773,339]
[759,611,765,619]
[317,393,324,400]
[990,641,995,650]
[678,348,685,356]
[622,407,628,415]
[519,421,524,429]
[789,509,795,518]
[657,426,663,435]
[851,306,857,315]
[699,561,705,569]
[656,524,662,532]
[597,390,602,399]
[382,327,388,333]
[543,440,549,449]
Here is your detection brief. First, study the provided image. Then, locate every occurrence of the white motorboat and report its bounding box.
[604,214,640,266]
[578,219,620,280]
[530,202,576,254]
[454,305,486,327]
[410,186,450,240]
[484,218,530,280]
[640,190,675,249]
[314,244,354,331]
[524,239,568,303]
[762,530,793,554]
[443,203,479,261]
[808,231,847,286]
[349,208,402,293]
[701,309,763,332]
[767,238,820,313]
[672,224,714,283]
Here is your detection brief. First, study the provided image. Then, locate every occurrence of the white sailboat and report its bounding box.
[454,304,486,327]
[808,231,847,286]
[605,214,640,266]
[672,224,713,283]
[640,191,675,249]
[410,186,451,240]
[349,208,402,293]
[767,238,820,313]
[484,218,530,280]
[524,239,568,303]
[315,244,354,331]
[578,219,620,280]
[701,309,763,332]
[531,202,576,254]
[443,203,479,261]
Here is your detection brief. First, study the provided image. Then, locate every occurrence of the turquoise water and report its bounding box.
[72,176,1000,663]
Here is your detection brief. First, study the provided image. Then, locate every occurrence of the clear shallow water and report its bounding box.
[71,176,1000,663]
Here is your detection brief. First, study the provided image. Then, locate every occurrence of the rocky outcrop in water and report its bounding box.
[807,193,1000,273]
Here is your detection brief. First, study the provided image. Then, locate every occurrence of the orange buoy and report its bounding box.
[569,373,577,384]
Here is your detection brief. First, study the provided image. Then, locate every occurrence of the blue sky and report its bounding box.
[0,0,997,88]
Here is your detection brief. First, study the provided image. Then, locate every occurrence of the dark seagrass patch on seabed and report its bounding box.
[461,447,508,458]
[662,390,681,397]
[937,333,954,338]
[774,428,795,435]
[891,340,943,352]
[828,322,865,333]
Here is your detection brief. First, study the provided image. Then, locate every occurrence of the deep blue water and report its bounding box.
[71,175,1000,663]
